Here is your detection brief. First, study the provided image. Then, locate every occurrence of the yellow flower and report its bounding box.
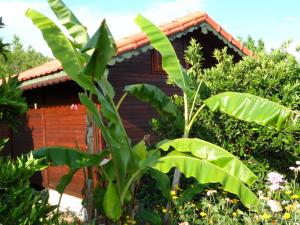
[170,190,176,196]
[232,199,239,204]
[232,212,237,217]
[162,208,167,213]
[285,190,292,195]
[200,211,207,217]
[291,194,299,199]
[172,195,178,200]
[262,213,271,220]
[175,184,183,191]
[283,213,291,220]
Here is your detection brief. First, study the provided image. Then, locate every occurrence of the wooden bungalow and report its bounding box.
[0,12,252,197]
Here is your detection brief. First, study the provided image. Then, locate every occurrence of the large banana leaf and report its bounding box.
[158,138,257,186]
[135,15,192,96]
[56,168,78,194]
[149,168,171,200]
[33,146,108,169]
[48,0,89,47]
[79,93,131,188]
[204,92,294,130]
[82,20,116,88]
[153,151,258,208]
[79,22,131,193]
[124,83,184,130]
[103,181,121,221]
[25,9,92,90]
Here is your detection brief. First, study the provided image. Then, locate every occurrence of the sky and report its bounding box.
[1,0,300,57]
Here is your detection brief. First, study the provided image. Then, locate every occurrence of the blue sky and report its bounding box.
[1,0,300,56]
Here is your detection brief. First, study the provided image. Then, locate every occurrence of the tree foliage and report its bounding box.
[0,20,28,128]
[0,35,50,76]
[0,17,9,61]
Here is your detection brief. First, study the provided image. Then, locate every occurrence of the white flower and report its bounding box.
[267,200,282,212]
[206,189,217,196]
[290,166,300,172]
[225,198,231,203]
[179,222,189,225]
[296,161,300,165]
[267,172,285,185]
[281,200,289,205]
[269,183,283,191]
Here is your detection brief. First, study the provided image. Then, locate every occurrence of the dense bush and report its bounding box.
[0,141,59,225]
[152,40,300,190]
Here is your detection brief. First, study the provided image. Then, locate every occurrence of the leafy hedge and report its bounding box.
[152,40,300,190]
[0,145,59,225]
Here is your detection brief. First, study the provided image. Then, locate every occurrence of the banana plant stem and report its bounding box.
[116,92,128,111]
[188,81,202,121]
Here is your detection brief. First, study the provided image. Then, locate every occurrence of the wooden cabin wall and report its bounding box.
[12,82,87,197]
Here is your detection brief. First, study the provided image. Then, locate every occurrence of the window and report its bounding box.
[152,50,164,74]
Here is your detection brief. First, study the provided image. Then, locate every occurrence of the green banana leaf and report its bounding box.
[48,0,89,47]
[158,138,257,186]
[82,20,117,88]
[56,168,78,194]
[125,84,184,130]
[79,21,131,192]
[79,93,131,186]
[204,92,293,130]
[153,151,258,208]
[33,146,108,169]
[103,181,121,221]
[135,15,192,96]
[149,168,171,200]
[25,9,93,91]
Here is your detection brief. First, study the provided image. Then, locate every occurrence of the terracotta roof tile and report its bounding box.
[18,60,62,81]
[18,11,253,85]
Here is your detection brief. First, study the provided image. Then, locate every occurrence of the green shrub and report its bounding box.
[0,144,59,225]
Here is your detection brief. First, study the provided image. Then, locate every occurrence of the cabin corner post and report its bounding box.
[84,110,95,223]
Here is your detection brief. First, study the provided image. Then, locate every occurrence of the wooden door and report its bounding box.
[43,104,87,197]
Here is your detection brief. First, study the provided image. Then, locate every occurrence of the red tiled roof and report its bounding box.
[19,11,253,84]
[18,60,62,81]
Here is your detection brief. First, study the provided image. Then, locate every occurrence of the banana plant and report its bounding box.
[25,1,299,224]
[26,1,161,223]
[123,14,299,217]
